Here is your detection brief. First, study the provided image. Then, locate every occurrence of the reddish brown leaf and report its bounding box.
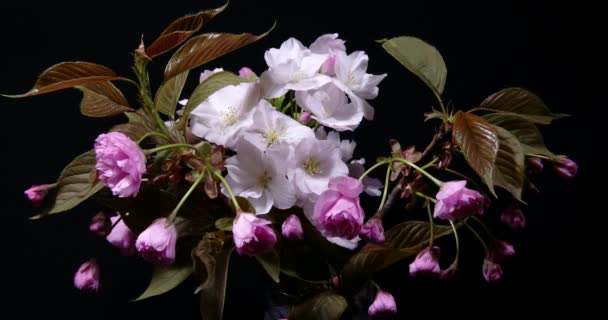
[164,27,273,81]
[492,126,525,200]
[154,71,188,116]
[4,62,121,98]
[146,2,228,58]
[79,81,132,117]
[453,111,499,194]
[479,87,568,124]
[110,122,148,141]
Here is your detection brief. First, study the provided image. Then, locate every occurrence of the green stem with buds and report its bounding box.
[212,169,241,212]
[471,216,496,241]
[416,192,437,203]
[376,164,393,213]
[137,131,171,144]
[167,169,206,224]
[359,159,391,181]
[426,201,434,246]
[464,221,489,254]
[393,157,443,186]
[144,143,199,155]
[449,219,460,263]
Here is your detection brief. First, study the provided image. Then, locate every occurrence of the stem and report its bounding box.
[167,169,206,224]
[420,132,440,160]
[382,177,404,212]
[392,157,443,186]
[449,220,460,262]
[426,201,434,246]
[471,216,496,241]
[464,221,489,254]
[420,158,438,170]
[416,192,437,203]
[137,131,170,144]
[212,169,241,212]
[376,164,392,213]
[144,143,198,155]
[433,91,447,114]
[359,159,391,181]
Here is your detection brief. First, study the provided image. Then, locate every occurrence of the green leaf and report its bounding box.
[482,113,555,157]
[78,81,133,117]
[154,71,189,117]
[478,87,568,124]
[492,126,525,200]
[36,150,104,217]
[176,71,247,131]
[110,122,149,141]
[3,62,121,98]
[453,111,499,195]
[288,291,348,320]
[380,36,447,95]
[145,2,228,58]
[192,233,224,291]
[214,217,233,231]
[164,25,274,81]
[134,264,193,301]
[200,246,233,320]
[255,250,280,283]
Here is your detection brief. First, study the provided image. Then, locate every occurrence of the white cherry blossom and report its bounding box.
[296,83,363,131]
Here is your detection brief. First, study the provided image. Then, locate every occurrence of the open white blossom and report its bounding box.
[223,140,295,214]
[315,127,356,162]
[310,34,346,76]
[189,82,261,149]
[296,83,363,132]
[242,100,314,151]
[349,158,383,197]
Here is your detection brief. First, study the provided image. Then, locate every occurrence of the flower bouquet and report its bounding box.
[7,3,577,319]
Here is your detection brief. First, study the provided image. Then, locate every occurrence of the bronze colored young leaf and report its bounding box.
[288,291,348,320]
[154,71,189,116]
[134,265,193,301]
[78,81,133,117]
[176,71,246,131]
[164,26,273,81]
[492,126,525,200]
[479,87,568,124]
[214,217,233,231]
[380,36,447,95]
[483,113,555,157]
[145,2,228,58]
[4,62,121,98]
[453,111,499,194]
[44,150,104,215]
[200,246,233,320]
[255,250,280,283]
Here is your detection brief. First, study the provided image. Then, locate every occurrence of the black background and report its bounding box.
[0,0,601,319]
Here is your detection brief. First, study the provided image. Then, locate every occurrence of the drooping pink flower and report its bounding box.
[409,246,441,277]
[106,216,136,255]
[312,176,365,239]
[489,240,515,263]
[135,218,177,265]
[282,214,304,240]
[89,212,111,236]
[433,180,487,220]
[500,207,526,229]
[24,184,53,207]
[74,258,100,292]
[553,157,577,179]
[94,132,146,198]
[526,157,543,175]
[482,259,503,282]
[233,213,277,256]
[359,217,385,244]
[368,289,397,318]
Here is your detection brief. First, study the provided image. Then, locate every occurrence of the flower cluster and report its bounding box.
[13,4,576,319]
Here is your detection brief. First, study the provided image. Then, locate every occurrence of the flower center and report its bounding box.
[223,107,239,126]
[263,129,280,147]
[258,171,272,187]
[304,157,321,176]
[289,70,306,83]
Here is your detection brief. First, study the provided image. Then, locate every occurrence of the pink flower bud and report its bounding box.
[106,216,136,255]
[298,111,311,124]
[489,240,515,263]
[135,218,177,265]
[24,184,53,207]
[282,214,304,240]
[482,259,503,282]
[409,246,441,277]
[95,132,146,198]
[233,213,277,256]
[238,67,257,79]
[526,157,543,175]
[368,289,397,318]
[359,217,385,244]
[320,54,337,75]
[89,212,111,236]
[500,208,526,229]
[313,176,365,240]
[434,180,488,221]
[553,157,577,179]
[74,258,100,292]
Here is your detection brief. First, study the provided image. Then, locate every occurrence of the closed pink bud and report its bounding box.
[368,289,397,318]
[298,111,311,124]
[106,216,136,255]
[24,184,53,207]
[434,180,488,221]
[489,240,515,263]
[409,246,441,277]
[282,214,304,240]
[526,157,544,175]
[89,212,111,236]
[233,213,277,256]
[135,218,177,265]
[313,176,365,240]
[500,208,526,229]
[482,259,503,282]
[359,217,385,244]
[320,54,337,75]
[238,67,257,79]
[74,258,100,292]
[553,157,577,179]
[95,132,146,198]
